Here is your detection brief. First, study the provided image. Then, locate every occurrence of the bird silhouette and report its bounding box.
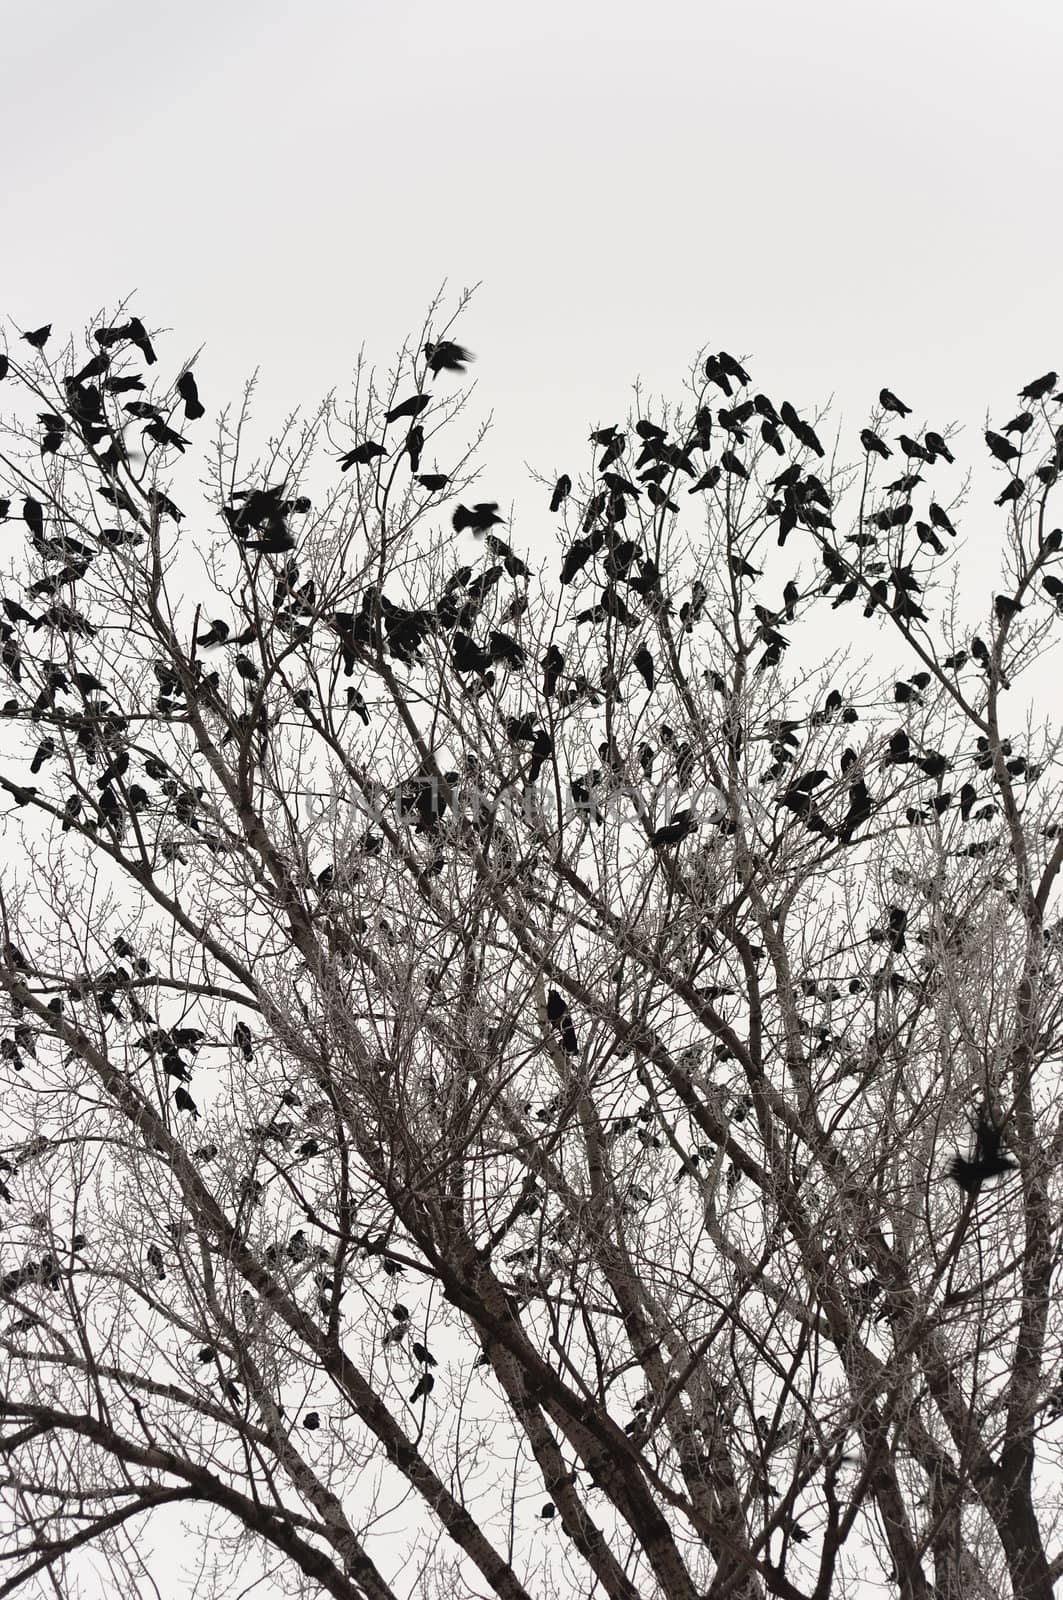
[948,1108,1018,1193]
[176,370,205,419]
[1019,370,1057,402]
[546,989,579,1054]
[21,324,52,350]
[879,388,911,417]
[424,340,472,376]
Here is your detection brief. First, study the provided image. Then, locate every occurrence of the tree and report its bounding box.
[0,299,1062,1600]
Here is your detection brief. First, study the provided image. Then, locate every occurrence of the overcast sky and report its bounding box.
[4,0,1062,548]
[3,4,1062,1591]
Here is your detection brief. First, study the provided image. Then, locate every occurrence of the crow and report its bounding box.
[542,645,564,697]
[985,430,1019,463]
[948,1108,1018,1193]
[928,501,956,536]
[176,369,205,419]
[174,1086,199,1118]
[452,502,503,535]
[633,646,654,691]
[22,497,44,537]
[860,428,891,459]
[127,317,156,364]
[385,392,430,424]
[410,1372,435,1403]
[1019,371,1057,402]
[924,431,954,464]
[650,810,696,848]
[339,441,386,470]
[21,324,52,350]
[879,388,911,417]
[424,340,472,376]
[546,989,579,1054]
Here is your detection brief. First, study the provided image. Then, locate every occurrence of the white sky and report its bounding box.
[3,0,1062,543]
[3,3,1062,1593]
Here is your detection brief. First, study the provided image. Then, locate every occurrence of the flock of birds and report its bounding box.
[0,317,1054,1271]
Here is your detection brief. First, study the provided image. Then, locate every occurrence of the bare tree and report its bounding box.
[1,301,1062,1600]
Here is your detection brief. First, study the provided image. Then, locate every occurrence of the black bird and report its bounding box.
[549,473,572,512]
[339,440,386,470]
[949,1108,1018,1193]
[897,435,929,461]
[995,479,1024,507]
[633,646,654,691]
[146,1243,166,1280]
[546,989,579,1054]
[452,502,503,535]
[174,1086,199,1118]
[650,810,696,848]
[127,317,156,364]
[1002,411,1034,436]
[233,1021,253,1060]
[386,392,430,424]
[1019,370,1057,402]
[924,431,954,464]
[410,1373,435,1403]
[411,1340,437,1366]
[196,619,230,649]
[176,369,205,419]
[303,1412,320,1429]
[542,645,564,697]
[928,502,956,536]
[994,593,1023,621]
[22,497,44,537]
[417,473,449,492]
[21,324,52,350]
[985,430,1019,464]
[879,388,911,417]
[30,737,55,774]
[860,428,891,459]
[424,340,472,376]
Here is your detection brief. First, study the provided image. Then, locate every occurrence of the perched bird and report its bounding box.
[924,431,954,464]
[339,441,386,471]
[928,502,956,536]
[411,1340,437,1366]
[385,392,430,424]
[860,428,891,459]
[985,430,1020,464]
[21,324,52,350]
[417,473,449,492]
[948,1108,1018,1193]
[542,645,565,697]
[174,1086,199,1118]
[633,645,654,691]
[546,989,579,1055]
[22,497,44,537]
[879,388,911,417]
[233,1021,253,1060]
[176,369,205,420]
[1019,371,1057,402]
[994,593,1024,621]
[650,810,696,848]
[995,479,1024,507]
[410,1372,435,1403]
